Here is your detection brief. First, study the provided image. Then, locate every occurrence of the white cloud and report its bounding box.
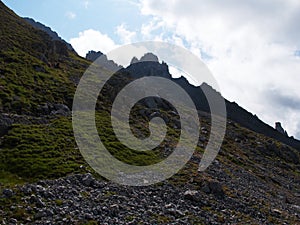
[138,0,300,138]
[83,0,89,9]
[65,11,76,20]
[70,29,118,57]
[140,18,164,38]
[115,23,136,44]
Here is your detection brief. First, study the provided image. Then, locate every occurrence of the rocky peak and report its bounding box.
[130,53,159,65]
[130,56,139,64]
[86,50,104,62]
[275,122,288,136]
[85,50,123,72]
[140,52,159,62]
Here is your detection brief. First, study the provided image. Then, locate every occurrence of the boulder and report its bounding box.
[3,188,14,198]
[0,114,13,136]
[184,190,200,202]
[51,104,71,116]
[202,181,224,197]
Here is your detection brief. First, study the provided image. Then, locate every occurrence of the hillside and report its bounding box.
[0,1,300,224]
[0,0,91,181]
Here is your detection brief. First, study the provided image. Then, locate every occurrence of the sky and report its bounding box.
[3,0,300,139]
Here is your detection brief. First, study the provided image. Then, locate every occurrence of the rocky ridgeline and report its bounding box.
[23,18,75,52]
[117,55,300,151]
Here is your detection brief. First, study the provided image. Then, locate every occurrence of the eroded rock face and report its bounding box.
[140,53,159,62]
[37,103,71,116]
[275,122,288,136]
[86,50,103,62]
[130,56,139,65]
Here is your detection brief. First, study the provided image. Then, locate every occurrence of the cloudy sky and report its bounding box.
[3,0,300,139]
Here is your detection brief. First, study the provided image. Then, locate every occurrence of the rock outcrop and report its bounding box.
[0,114,12,136]
[275,122,288,136]
[23,17,75,52]
[86,50,103,62]
[140,53,159,62]
[85,50,122,71]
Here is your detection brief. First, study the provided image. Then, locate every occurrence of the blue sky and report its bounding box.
[2,0,145,42]
[3,0,300,139]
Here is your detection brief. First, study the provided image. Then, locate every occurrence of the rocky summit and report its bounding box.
[0,1,300,224]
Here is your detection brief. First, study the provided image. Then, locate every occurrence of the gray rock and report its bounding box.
[84,213,94,220]
[53,104,70,112]
[34,210,46,220]
[201,184,211,194]
[82,173,94,187]
[140,53,159,62]
[3,188,14,198]
[29,194,37,204]
[184,190,199,201]
[0,115,13,136]
[167,208,185,218]
[275,122,288,136]
[36,197,46,208]
[9,218,17,224]
[130,56,139,64]
[86,50,103,61]
[51,104,70,116]
[208,181,224,197]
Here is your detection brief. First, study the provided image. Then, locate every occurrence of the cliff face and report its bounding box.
[86,50,103,61]
[275,122,289,137]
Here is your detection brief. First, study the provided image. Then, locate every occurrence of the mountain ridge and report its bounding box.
[0,2,300,224]
[85,50,300,150]
[111,55,300,150]
[23,17,75,52]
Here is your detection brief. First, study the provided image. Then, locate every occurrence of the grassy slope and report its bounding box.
[0,1,89,114]
[0,1,177,183]
[0,0,299,185]
[0,1,90,183]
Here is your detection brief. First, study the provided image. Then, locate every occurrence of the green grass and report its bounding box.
[0,48,87,114]
[0,110,182,184]
[0,170,25,186]
[0,116,87,181]
[95,110,180,166]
